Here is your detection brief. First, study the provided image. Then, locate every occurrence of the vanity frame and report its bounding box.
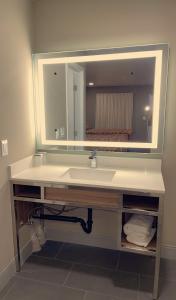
[10,180,163,299]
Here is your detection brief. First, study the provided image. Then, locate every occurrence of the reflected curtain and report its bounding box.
[95,93,133,129]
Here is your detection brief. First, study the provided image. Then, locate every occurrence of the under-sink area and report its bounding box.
[61,167,116,182]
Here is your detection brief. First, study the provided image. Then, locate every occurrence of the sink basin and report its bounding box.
[62,168,116,182]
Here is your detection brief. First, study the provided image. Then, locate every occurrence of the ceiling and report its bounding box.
[84,58,155,87]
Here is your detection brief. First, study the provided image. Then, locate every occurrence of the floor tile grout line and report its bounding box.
[11,274,89,298]
[32,254,119,273]
[26,253,147,280]
[63,283,126,300]
[15,266,163,299]
[62,262,75,286]
[31,254,75,266]
[137,273,154,300]
[26,255,142,278]
[83,290,88,300]
[71,261,115,272]
[32,257,155,279]
[54,242,65,258]
[61,283,86,293]
[1,280,17,300]
[16,269,156,298]
[33,243,126,273]
[59,283,88,296]
[137,273,141,300]
[3,274,129,300]
[15,273,88,295]
[115,252,121,271]
[15,274,64,288]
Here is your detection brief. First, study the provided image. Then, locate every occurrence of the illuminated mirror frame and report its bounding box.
[33,44,168,151]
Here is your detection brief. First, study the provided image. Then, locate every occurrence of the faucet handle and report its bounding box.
[92,149,97,157]
[89,150,97,168]
[89,149,96,159]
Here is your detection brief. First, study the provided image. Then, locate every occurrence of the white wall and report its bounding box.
[0,0,34,288]
[32,0,176,252]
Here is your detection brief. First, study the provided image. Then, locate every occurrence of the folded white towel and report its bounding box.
[124,214,154,236]
[126,228,156,247]
[127,231,150,242]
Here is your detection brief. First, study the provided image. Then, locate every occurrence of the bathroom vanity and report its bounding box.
[9,154,165,299]
[9,43,168,299]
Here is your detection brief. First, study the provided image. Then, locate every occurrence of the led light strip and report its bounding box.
[36,50,163,149]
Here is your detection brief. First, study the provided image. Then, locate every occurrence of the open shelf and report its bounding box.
[121,211,158,256]
[13,184,41,199]
[121,234,157,256]
[123,194,159,215]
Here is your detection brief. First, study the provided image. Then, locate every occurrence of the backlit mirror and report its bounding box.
[34,44,168,153]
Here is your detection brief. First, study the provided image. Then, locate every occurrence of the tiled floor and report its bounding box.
[0,240,176,300]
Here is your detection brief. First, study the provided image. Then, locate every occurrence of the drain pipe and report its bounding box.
[32,208,93,234]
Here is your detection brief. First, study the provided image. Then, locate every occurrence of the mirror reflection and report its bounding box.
[43,58,155,150]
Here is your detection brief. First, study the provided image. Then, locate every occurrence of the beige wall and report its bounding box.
[1,0,175,280]
[32,0,176,249]
[0,0,34,273]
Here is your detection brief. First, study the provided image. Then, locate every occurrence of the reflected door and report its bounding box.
[66,64,85,140]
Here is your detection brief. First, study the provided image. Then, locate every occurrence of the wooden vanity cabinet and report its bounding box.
[45,186,122,210]
[12,182,162,299]
[13,183,160,255]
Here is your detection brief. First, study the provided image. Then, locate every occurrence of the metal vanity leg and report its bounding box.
[153,196,163,299]
[40,187,45,235]
[14,205,21,272]
[153,248,161,299]
[10,182,21,272]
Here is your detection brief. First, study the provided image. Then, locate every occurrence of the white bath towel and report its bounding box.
[127,231,150,242]
[123,214,154,236]
[126,228,156,247]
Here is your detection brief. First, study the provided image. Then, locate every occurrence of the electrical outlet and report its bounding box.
[1,139,8,156]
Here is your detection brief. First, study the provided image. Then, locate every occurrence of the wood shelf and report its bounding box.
[13,185,41,199]
[122,208,158,216]
[123,194,159,215]
[45,186,122,210]
[121,234,157,256]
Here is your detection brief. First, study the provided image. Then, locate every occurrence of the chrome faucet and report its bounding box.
[89,150,97,168]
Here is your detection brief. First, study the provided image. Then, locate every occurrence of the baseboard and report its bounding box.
[0,240,32,293]
[0,259,16,292]
[161,244,176,260]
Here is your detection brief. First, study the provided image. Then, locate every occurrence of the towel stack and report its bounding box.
[123,214,156,247]
[30,221,46,253]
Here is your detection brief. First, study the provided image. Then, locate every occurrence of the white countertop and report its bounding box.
[9,158,165,195]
